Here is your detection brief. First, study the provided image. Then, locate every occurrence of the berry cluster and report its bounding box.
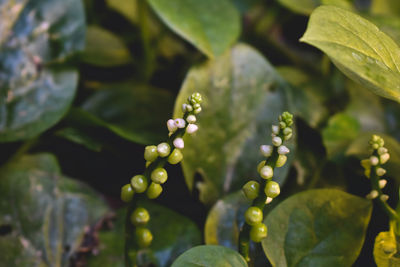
[239,111,293,259]
[120,93,202,250]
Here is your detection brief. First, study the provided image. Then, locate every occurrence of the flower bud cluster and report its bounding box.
[361,135,390,201]
[241,111,293,244]
[120,92,203,249]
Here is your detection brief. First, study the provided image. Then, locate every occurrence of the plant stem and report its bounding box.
[138,0,155,81]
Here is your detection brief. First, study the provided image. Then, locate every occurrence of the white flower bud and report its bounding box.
[376,167,386,176]
[378,147,388,155]
[260,165,273,179]
[186,115,196,124]
[272,136,282,147]
[186,124,198,134]
[173,137,184,149]
[182,104,187,112]
[278,145,290,155]
[284,133,293,140]
[380,153,390,164]
[370,156,379,166]
[167,119,178,132]
[366,190,379,199]
[260,145,273,157]
[174,118,186,128]
[272,125,279,135]
[265,197,273,204]
[157,142,171,157]
[381,194,389,201]
[379,179,387,189]
[186,104,193,112]
[194,107,202,114]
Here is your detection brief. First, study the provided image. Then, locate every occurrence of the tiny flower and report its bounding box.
[370,156,379,166]
[380,153,390,164]
[272,136,282,147]
[167,119,178,132]
[186,124,198,134]
[194,107,202,114]
[378,147,388,155]
[376,167,386,176]
[157,142,171,157]
[379,179,387,189]
[265,197,273,204]
[283,127,292,136]
[173,137,184,149]
[380,194,389,201]
[272,125,279,135]
[260,165,273,179]
[186,115,196,124]
[186,104,193,112]
[174,118,186,128]
[182,104,187,112]
[366,190,379,199]
[279,121,286,129]
[260,145,273,157]
[278,145,290,155]
[284,133,293,141]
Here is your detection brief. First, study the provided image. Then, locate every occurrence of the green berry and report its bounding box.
[257,160,266,173]
[144,145,158,162]
[242,181,260,200]
[136,227,153,248]
[151,168,168,184]
[265,181,280,198]
[157,142,171,157]
[276,155,287,168]
[260,165,273,179]
[121,184,134,202]
[245,207,263,226]
[283,127,292,136]
[147,182,163,199]
[130,175,148,193]
[130,207,150,226]
[168,149,183,165]
[250,223,268,243]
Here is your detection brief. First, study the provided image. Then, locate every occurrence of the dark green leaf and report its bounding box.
[81,26,132,67]
[301,6,400,103]
[82,83,174,145]
[262,189,372,267]
[0,154,107,266]
[55,127,103,152]
[88,202,201,267]
[173,44,295,204]
[0,0,85,142]
[147,0,240,58]
[171,245,247,267]
[106,0,138,24]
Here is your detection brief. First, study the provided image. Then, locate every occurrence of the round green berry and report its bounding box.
[135,227,153,248]
[157,142,171,157]
[265,181,280,198]
[130,207,150,226]
[130,175,148,193]
[147,182,163,199]
[250,223,268,243]
[242,181,260,200]
[245,206,263,226]
[120,184,134,202]
[144,145,158,162]
[151,168,168,184]
[257,160,266,173]
[168,149,183,165]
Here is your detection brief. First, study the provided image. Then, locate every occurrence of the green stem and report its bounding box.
[138,0,155,81]
[7,137,38,164]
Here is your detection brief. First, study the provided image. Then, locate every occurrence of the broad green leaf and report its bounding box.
[146,0,240,58]
[0,0,85,142]
[301,6,400,103]
[0,154,107,266]
[374,230,400,266]
[277,0,352,15]
[277,66,328,127]
[367,15,400,46]
[88,202,201,267]
[346,132,400,182]
[371,0,400,16]
[171,245,247,267]
[173,44,295,204]
[322,113,360,159]
[81,26,132,67]
[82,83,174,145]
[262,189,372,267]
[55,127,103,152]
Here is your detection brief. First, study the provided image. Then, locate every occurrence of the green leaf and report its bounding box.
[0,0,85,142]
[301,6,400,103]
[81,26,132,67]
[88,202,201,267]
[0,153,107,266]
[146,0,240,58]
[262,189,372,267]
[55,127,103,152]
[106,0,138,24]
[374,230,400,267]
[322,113,360,159]
[277,0,352,15]
[371,0,400,16]
[82,83,174,145]
[173,44,295,204]
[367,15,400,46]
[171,245,247,267]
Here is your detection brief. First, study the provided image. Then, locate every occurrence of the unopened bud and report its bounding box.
[173,138,184,149]
[272,136,282,147]
[260,145,273,157]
